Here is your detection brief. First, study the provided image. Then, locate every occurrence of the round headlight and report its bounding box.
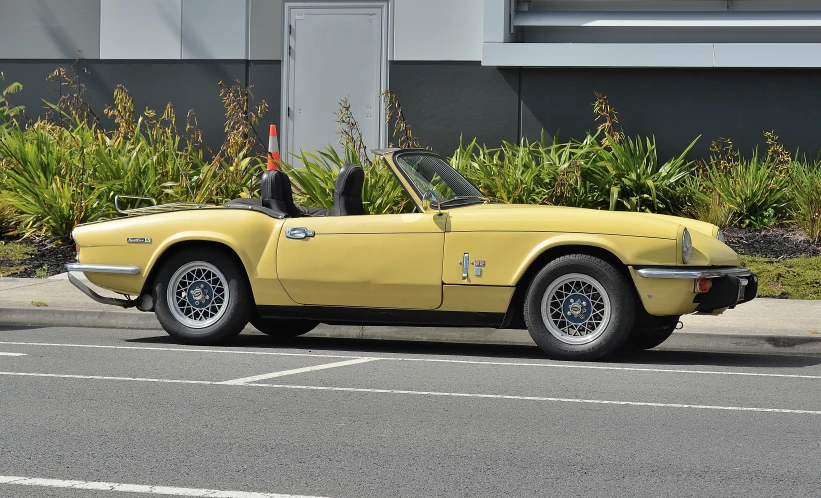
[682,228,692,264]
[716,229,726,244]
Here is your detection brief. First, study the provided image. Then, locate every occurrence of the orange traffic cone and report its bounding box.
[267,125,280,170]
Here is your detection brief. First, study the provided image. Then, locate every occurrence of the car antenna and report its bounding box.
[172,150,200,208]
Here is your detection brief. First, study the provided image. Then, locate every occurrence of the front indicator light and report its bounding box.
[695,278,712,293]
[682,228,693,264]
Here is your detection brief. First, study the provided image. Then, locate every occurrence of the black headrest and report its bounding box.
[334,164,365,216]
[261,169,301,218]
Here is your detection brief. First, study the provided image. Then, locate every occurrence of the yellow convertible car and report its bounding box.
[67,148,757,360]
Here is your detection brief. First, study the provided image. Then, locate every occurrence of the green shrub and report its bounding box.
[789,159,821,241]
[0,120,105,238]
[703,150,789,229]
[286,145,410,215]
[681,176,733,229]
[588,135,698,213]
[451,137,549,205]
[0,196,18,234]
[0,75,24,131]
[536,134,602,209]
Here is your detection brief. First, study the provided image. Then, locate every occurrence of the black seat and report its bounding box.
[334,164,365,216]
[261,169,301,218]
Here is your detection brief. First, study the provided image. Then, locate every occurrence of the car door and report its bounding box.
[276,213,447,309]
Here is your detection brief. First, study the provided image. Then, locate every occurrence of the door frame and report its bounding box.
[280,1,392,164]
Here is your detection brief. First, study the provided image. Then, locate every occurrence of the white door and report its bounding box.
[283,2,388,162]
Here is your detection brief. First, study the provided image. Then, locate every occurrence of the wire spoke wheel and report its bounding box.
[167,261,230,329]
[540,273,612,345]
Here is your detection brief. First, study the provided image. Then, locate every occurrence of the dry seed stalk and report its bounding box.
[213,80,269,167]
[104,85,136,139]
[335,97,371,167]
[593,92,623,148]
[46,61,98,127]
[381,90,421,149]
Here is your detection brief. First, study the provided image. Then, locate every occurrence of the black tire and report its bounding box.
[629,313,680,350]
[153,247,252,345]
[524,254,636,361]
[251,317,319,338]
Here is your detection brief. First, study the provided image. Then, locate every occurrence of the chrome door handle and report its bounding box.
[286,227,315,239]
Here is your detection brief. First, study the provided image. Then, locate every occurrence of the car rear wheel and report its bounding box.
[154,248,252,345]
[524,254,635,360]
[251,317,319,338]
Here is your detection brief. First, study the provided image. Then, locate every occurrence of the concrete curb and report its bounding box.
[2,306,821,356]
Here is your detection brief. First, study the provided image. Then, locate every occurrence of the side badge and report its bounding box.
[472,260,485,277]
[127,237,152,244]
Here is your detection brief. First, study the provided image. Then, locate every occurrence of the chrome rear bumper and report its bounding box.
[65,264,141,274]
[67,273,139,308]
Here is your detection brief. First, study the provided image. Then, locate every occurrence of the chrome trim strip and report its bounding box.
[636,267,752,279]
[65,264,141,275]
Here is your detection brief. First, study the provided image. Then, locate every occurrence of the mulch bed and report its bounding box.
[723,227,821,259]
[0,225,817,280]
[0,235,76,278]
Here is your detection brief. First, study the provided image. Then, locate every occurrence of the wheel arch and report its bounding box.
[501,244,635,329]
[137,240,252,311]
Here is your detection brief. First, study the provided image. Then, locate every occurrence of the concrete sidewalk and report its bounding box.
[0,273,819,350]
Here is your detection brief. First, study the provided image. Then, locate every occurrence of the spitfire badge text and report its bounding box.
[127,237,152,244]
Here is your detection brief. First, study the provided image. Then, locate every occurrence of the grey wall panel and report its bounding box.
[394,0,482,61]
[0,59,247,153]
[100,0,182,59]
[248,60,282,153]
[0,0,101,59]
[249,0,283,61]
[520,68,821,159]
[388,62,518,156]
[182,0,247,59]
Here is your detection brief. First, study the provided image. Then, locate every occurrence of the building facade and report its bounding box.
[2,0,821,159]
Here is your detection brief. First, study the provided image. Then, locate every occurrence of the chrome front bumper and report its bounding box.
[635,267,752,279]
[636,266,758,312]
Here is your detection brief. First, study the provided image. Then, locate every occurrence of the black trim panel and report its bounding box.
[257,305,506,328]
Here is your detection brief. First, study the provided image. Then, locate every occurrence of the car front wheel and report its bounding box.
[524,254,635,360]
[154,248,252,345]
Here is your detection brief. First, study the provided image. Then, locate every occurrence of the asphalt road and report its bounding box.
[1,325,820,498]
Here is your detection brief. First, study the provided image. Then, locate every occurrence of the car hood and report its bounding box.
[446,203,717,240]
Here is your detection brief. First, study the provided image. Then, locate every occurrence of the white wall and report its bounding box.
[100,0,182,59]
[182,0,247,59]
[249,0,284,60]
[393,0,483,61]
[0,0,101,59]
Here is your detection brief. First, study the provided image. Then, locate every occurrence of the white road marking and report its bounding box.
[219,357,378,385]
[0,371,819,416]
[0,352,26,356]
[1,341,821,381]
[0,475,328,497]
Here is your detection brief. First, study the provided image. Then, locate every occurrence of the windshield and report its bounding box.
[393,152,485,208]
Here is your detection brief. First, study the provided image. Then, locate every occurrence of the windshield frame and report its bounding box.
[389,149,486,212]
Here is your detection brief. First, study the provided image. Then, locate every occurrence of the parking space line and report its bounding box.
[1,371,820,416]
[218,358,378,385]
[0,352,26,356]
[2,341,821,381]
[0,475,329,497]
